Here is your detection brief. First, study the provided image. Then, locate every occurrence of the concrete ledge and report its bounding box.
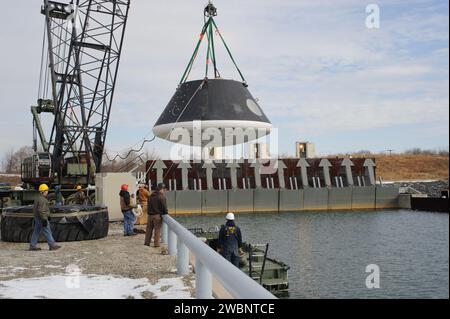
[202,190,228,215]
[398,194,412,209]
[303,188,329,211]
[352,186,376,210]
[228,189,254,213]
[254,189,279,212]
[175,190,202,215]
[328,187,352,210]
[279,189,304,212]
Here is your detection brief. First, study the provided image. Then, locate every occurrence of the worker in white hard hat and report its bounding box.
[218,212,243,267]
[29,184,61,251]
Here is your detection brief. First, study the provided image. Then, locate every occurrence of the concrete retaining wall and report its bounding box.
[164,186,400,215]
[254,189,279,212]
[352,186,376,210]
[328,188,353,210]
[228,189,254,213]
[202,190,228,214]
[375,186,400,209]
[279,189,304,212]
[398,194,411,209]
[166,191,176,215]
[303,188,329,211]
[175,190,202,215]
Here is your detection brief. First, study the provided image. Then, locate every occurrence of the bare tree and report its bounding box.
[1,146,34,174]
[2,148,16,173]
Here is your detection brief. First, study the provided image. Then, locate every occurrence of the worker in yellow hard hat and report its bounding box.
[74,185,86,205]
[29,184,61,251]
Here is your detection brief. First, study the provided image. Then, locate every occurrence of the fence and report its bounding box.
[161,215,276,299]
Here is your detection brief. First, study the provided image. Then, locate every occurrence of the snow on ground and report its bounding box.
[0,274,193,299]
[0,267,28,278]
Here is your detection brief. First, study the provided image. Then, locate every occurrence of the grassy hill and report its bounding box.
[374,154,449,181]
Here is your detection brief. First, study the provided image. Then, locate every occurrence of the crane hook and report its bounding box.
[204,1,217,17]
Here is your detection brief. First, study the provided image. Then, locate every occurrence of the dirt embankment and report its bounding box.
[0,174,20,186]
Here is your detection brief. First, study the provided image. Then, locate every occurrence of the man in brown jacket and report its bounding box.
[144,183,168,247]
[136,184,150,225]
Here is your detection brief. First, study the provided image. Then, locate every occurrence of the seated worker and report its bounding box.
[74,185,86,205]
[218,212,243,268]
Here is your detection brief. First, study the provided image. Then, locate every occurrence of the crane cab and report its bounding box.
[21,152,53,186]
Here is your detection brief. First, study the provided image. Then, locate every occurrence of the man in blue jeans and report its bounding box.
[119,184,137,236]
[29,184,62,251]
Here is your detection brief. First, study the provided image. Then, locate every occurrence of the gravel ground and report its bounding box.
[0,222,195,298]
[398,180,449,198]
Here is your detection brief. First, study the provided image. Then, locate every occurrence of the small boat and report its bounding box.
[189,227,290,295]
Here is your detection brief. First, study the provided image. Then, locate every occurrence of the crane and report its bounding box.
[22,0,130,188]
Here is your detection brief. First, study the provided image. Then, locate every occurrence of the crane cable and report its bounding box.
[38,20,47,99]
[103,79,205,172]
[104,136,156,162]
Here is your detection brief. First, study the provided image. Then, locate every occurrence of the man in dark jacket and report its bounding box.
[145,183,168,247]
[54,185,64,206]
[29,184,61,251]
[218,212,242,267]
[119,184,136,236]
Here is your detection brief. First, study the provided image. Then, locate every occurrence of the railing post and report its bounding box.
[196,259,212,299]
[177,238,190,276]
[168,228,177,256]
[161,221,168,244]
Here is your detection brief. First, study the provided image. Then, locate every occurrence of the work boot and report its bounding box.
[49,245,62,251]
[29,246,42,251]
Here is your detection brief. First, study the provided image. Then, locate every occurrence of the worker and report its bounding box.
[137,184,150,225]
[29,184,62,251]
[218,212,242,268]
[74,185,86,205]
[119,184,137,236]
[145,183,168,247]
[54,185,64,206]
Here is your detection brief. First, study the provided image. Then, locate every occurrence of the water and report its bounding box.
[175,210,449,299]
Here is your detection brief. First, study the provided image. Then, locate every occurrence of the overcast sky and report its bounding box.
[0,0,448,159]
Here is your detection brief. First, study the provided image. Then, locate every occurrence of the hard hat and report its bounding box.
[76,185,82,191]
[157,183,166,190]
[121,184,129,191]
[226,212,235,221]
[38,184,49,193]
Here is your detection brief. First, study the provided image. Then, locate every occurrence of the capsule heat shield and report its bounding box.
[153,79,272,146]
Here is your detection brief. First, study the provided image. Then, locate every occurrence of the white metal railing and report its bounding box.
[161,215,276,299]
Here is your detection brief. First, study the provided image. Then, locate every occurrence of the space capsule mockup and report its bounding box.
[153,2,272,147]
